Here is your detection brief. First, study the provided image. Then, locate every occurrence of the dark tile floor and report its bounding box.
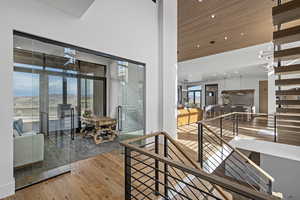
[14,131,121,189]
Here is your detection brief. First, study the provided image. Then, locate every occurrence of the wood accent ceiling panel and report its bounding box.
[178,0,275,62]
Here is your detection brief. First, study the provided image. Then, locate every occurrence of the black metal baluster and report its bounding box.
[125,147,132,200]
[236,113,239,136]
[71,108,75,140]
[220,117,223,138]
[154,135,159,195]
[233,114,235,136]
[198,123,203,168]
[274,114,277,142]
[164,135,168,199]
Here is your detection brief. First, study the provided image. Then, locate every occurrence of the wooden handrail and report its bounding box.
[121,134,280,200]
[202,124,275,182]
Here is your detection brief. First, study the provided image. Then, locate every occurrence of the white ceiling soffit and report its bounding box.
[37,0,95,18]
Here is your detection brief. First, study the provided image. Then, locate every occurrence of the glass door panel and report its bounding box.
[115,61,145,140]
[195,91,202,107]
[48,75,63,132]
[188,91,194,106]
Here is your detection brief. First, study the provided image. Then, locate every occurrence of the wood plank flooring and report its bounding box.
[4,117,299,200]
[177,117,300,149]
[3,150,125,200]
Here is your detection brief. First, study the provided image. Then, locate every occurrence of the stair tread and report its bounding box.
[274,64,300,75]
[275,78,300,86]
[274,24,300,44]
[277,100,300,105]
[274,46,300,62]
[276,89,300,95]
[277,108,300,113]
[272,0,300,25]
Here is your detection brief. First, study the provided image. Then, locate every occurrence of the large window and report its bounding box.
[187,85,202,108]
[14,71,40,126]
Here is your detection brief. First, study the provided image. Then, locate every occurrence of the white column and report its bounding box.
[0,27,15,197]
[268,72,276,114]
[158,0,178,138]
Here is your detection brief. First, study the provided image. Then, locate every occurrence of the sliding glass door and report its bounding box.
[13,32,145,189]
[114,61,145,140]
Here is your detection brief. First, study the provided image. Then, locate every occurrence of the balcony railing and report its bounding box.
[121,132,280,200]
[197,112,276,196]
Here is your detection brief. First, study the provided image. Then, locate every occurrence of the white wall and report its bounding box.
[261,154,300,200]
[0,0,177,197]
[268,73,276,114]
[230,139,300,200]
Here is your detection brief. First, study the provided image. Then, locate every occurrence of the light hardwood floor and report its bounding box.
[4,117,298,200]
[4,150,125,200]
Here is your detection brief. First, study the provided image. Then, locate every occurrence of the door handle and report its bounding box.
[117,106,122,131]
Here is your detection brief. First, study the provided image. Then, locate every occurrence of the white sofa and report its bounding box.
[14,131,44,168]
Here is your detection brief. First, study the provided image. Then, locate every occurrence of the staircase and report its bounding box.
[121,132,280,200]
[273,0,300,137]
[198,123,276,196]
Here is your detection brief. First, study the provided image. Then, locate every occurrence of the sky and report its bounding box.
[14,72,78,97]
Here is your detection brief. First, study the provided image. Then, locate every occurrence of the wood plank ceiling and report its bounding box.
[178,0,275,62]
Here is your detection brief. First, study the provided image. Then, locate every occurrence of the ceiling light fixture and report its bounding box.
[16,46,22,49]
[224,36,228,40]
[196,44,200,48]
[240,32,245,36]
[211,14,215,19]
[198,0,203,2]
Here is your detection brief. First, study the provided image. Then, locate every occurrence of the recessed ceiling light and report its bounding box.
[16,46,22,49]
[211,14,215,19]
[198,0,203,2]
[240,32,245,36]
[224,36,228,40]
[196,44,200,48]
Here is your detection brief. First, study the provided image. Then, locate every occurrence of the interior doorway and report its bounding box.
[259,80,268,113]
[205,84,218,106]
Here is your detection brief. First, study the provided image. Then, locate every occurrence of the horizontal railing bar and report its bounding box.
[137,141,155,148]
[122,142,279,200]
[168,146,188,165]
[163,132,201,170]
[132,169,155,179]
[198,112,279,125]
[129,164,199,200]
[130,156,217,200]
[124,132,162,145]
[168,163,208,200]
[130,158,210,198]
[130,184,154,200]
[167,178,189,200]
[202,147,253,188]
[132,157,153,166]
[135,182,156,197]
[129,194,139,200]
[226,153,269,187]
[202,124,275,183]
[132,176,154,189]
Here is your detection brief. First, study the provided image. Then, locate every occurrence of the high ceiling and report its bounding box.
[178,0,275,62]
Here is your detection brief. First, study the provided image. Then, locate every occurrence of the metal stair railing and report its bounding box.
[121,132,280,200]
[197,112,275,195]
